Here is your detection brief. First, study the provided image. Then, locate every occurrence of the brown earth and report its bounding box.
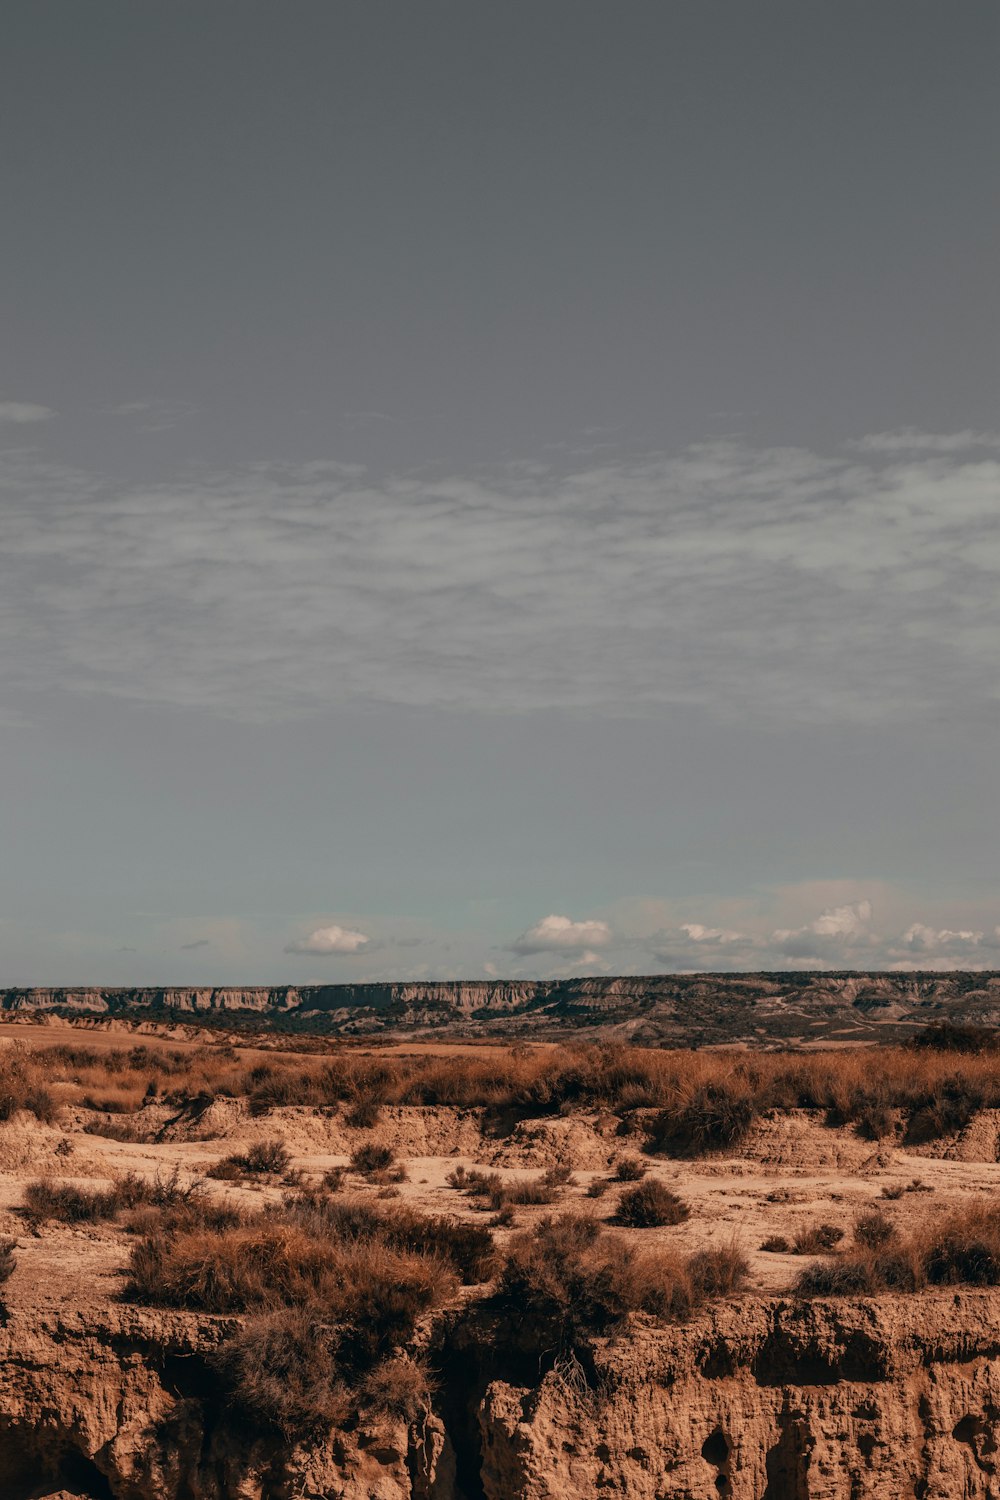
[3,1029,1000,1497]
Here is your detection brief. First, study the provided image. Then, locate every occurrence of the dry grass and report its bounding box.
[796,1200,1000,1295]
[15,1032,1000,1157]
[22,1169,196,1225]
[208,1139,291,1181]
[792,1222,845,1255]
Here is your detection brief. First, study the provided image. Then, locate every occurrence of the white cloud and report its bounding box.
[1,431,999,726]
[0,401,54,424]
[511,914,613,955]
[681,923,747,943]
[284,924,370,955]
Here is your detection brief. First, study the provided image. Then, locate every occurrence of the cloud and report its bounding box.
[179,938,210,950]
[284,923,370,955]
[1,431,999,726]
[510,914,613,955]
[0,401,54,424]
[105,397,198,432]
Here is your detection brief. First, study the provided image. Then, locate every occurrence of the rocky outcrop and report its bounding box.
[8,1292,1000,1497]
[4,972,1000,1045]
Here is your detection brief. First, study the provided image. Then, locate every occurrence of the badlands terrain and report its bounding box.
[3,1018,1000,1496]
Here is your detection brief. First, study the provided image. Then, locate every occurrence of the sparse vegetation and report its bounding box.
[22,1169,195,1225]
[19,1037,1000,1157]
[687,1242,750,1297]
[208,1139,291,1180]
[760,1234,791,1253]
[792,1222,845,1254]
[796,1201,1000,1296]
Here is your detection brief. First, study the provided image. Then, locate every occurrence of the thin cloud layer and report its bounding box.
[510,914,614,955]
[0,401,54,424]
[1,433,998,725]
[284,924,370,956]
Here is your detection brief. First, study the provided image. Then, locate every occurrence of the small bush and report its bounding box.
[647,1081,757,1158]
[357,1354,433,1419]
[0,1237,16,1284]
[242,1140,291,1175]
[760,1235,791,1253]
[321,1166,346,1192]
[688,1243,750,1297]
[616,1180,690,1228]
[23,1170,194,1225]
[213,1308,345,1437]
[586,1178,610,1198]
[793,1223,844,1255]
[0,1049,56,1124]
[854,1210,897,1250]
[493,1214,696,1357]
[881,1184,905,1201]
[350,1143,395,1176]
[613,1157,647,1182]
[345,1094,382,1129]
[210,1139,290,1179]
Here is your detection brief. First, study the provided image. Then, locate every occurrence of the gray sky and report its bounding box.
[2,1,998,983]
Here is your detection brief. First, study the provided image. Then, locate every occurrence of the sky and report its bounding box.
[1,1,998,984]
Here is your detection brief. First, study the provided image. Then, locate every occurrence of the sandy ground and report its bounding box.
[3,1031,1000,1326]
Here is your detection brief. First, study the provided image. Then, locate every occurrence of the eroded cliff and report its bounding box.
[6,1291,1000,1499]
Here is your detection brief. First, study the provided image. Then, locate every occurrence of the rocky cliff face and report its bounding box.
[9,1290,1000,1498]
[4,972,1000,1045]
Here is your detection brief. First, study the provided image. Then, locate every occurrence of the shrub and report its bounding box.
[281,1197,496,1283]
[210,1140,290,1179]
[0,1237,16,1284]
[350,1143,395,1176]
[760,1235,791,1253]
[23,1170,194,1225]
[923,1204,1000,1287]
[688,1243,750,1297]
[616,1180,690,1228]
[321,1166,347,1192]
[647,1081,757,1158]
[493,1214,696,1356]
[586,1179,610,1199]
[345,1094,382,1129]
[881,1184,905,1201]
[357,1354,433,1419]
[613,1157,647,1182]
[792,1223,844,1254]
[854,1210,897,1250]
[212,1308,345,1437]
[0,1049,56,1124]
[242,1140,291,1175]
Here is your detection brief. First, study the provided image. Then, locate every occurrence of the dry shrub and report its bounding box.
[613,1157,647,1182]
[792,1223,844,1255]
[321,1165,346,1192]
[344,1094,382,1129]
[23,1169,194,1225]
[493,1213,696,1356]
[688,1242,750,1297]
[209,1139,290,1180]
[647,1080,757,1158]
[212,1308,346,1436]
[26,1036,1000,1154]
[0,1048,56,1124]
[282,1196,495,1283]
[356,1353,433,1419]
[586,1178,610,1198]
[760,1235,791,1253]
[880,1184,905,1201]
[350,1142,395,1176]
[0,1237,16,1284]
[854,1210,897,1250]
[796,1200,1000,1296]
[616,1179,690,1228]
